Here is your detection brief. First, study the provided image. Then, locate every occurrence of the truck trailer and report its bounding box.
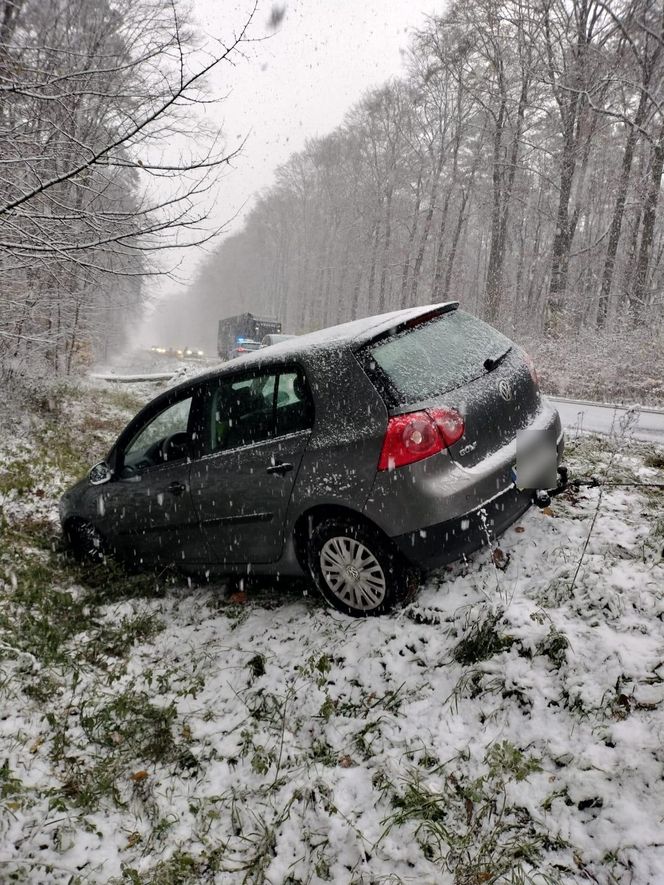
[217,313,282,359]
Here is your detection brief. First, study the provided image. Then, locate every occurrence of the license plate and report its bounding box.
[515,432,558,490]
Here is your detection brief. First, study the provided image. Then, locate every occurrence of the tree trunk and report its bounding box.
[596,91,648,326]
[378,186,394,312]
[442,186,470,300]
[410,149,445,305]
[484,94,507,323]
[401,172,422,301]
[545,101,579,333]
[366,215,381,312]
[631,123,664,323]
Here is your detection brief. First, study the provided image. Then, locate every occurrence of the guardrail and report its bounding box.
[548,395,664,416]
[90,372,177,383]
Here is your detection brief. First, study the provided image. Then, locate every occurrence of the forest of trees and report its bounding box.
[4,0,664,395]
[0,0,251,380]
[193,0,664,355]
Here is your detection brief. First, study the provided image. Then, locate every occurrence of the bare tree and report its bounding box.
[0,0,256,376]
[177,0,663,359]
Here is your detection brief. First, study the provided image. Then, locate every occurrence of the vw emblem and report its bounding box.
[498,380,512,402]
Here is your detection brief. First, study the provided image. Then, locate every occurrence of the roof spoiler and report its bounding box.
[361,302,459,349]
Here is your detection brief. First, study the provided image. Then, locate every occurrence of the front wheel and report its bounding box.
[65,520,106,564]
[306,518,419,617]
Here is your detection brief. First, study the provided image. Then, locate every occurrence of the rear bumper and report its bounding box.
[392,483,534,569]
[364,399,564,541]
[393,457,568,570]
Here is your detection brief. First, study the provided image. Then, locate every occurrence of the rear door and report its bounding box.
[189,366,314,564]
[361,309,543,468]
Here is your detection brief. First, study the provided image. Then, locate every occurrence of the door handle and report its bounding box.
[167,481,186,496]
[266,461,293,476]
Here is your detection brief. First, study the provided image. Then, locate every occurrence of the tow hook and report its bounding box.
[534,465,569,509]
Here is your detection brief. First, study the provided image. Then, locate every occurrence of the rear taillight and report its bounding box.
[378,406,465,471]
[524,351,539,385]
[429,407,465,447]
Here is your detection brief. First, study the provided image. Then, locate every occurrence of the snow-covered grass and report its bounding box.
[1,381,663,884]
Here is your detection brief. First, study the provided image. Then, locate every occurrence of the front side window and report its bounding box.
[124,396,193,470]
[207,367,313,454]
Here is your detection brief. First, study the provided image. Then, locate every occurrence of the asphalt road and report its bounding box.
[549,396,664,444]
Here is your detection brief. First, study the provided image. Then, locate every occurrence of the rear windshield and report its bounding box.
[365,310,512,404]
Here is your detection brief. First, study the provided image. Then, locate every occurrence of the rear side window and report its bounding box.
[364,310,512,405]
[210,372,276,453]
[206,366,313,454]
[275,370,314,436]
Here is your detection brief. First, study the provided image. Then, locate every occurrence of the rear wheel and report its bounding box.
[306,517,419,616]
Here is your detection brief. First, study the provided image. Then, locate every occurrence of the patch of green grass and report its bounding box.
[18,384,147,490]
[105,388,146,414]
[81,612,162,663]
[353,719,383,759]
[73,557,168,603]
[0,758,24,801]
[22,670,64,705]
[117,851,212,885]
[79,690,177,761]
[485,741,542,783]
[0,513,55,552]
[385,742,558,884]
[534,573,574,609]
[0,558,92,667]
[563,434,609,468]
[37,419,96,481]
[454,609,514,666]
[250,745,274,775]
[536,627,569,669]
[51,753,124,812]
[310,737,337,767]
[0,458,34,496]
[318,694,336,720]
[0,521,166,669]
[44,684,183,813]
[643,451,664,470]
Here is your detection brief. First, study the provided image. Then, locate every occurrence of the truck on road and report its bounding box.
[217,313,282,360]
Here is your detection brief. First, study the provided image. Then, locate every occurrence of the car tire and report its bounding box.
[66,520,106,564]
[306,517,420,616]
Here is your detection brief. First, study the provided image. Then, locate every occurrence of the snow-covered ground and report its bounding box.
[1,380,663,883]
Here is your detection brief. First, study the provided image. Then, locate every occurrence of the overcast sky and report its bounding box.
[138,0,441,344]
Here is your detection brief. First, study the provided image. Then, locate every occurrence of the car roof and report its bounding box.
[171,302,458,394]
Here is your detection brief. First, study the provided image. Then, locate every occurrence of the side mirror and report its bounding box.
[89,461,112,485]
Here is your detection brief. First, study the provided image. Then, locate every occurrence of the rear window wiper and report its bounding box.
[483,346,512,372]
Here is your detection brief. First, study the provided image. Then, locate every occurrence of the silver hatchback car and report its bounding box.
[61,303,564,615]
